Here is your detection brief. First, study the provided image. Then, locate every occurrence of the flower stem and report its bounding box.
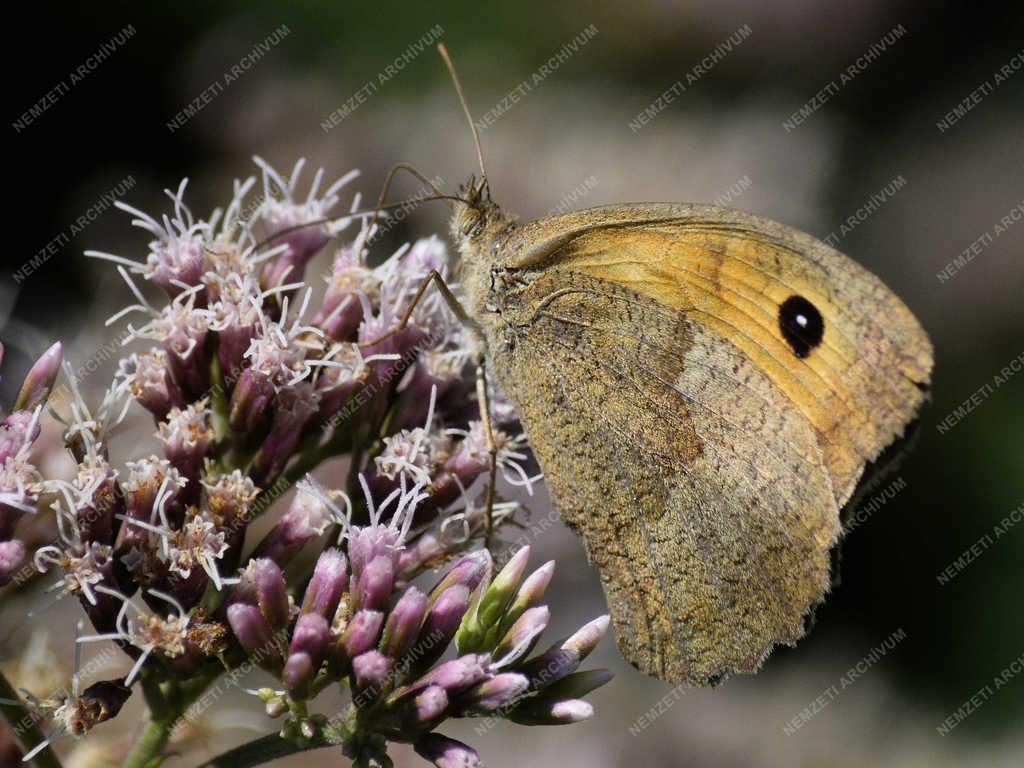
[120,715,176,768]
[0,670,64,768]
[197,733,331,767]
[119,674,213,768]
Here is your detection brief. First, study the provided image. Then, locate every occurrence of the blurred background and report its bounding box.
[2,1,1022,766]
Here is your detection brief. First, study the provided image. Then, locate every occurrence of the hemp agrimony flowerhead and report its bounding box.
[1,158,612,768]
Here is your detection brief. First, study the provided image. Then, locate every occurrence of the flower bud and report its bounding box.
[413,654,491,697]
[351,649,391,697]
[353,554,394,612]
[239,558,291,630]
[414,733,481,768]
[460,547,529,651]
[517,647,580,691]
[339,609,384,665]
[417,585,470,671]
[300,548,347,620]
[265,694,288,718]
[381,586,428,661]
[499,560,554,637]
[428,550,491,603]
[228,368,275,433]
[284,613,331,698]
[561,615,610,661]
[227,602,283,671]
[13,342,62,411]
[458,672,529,714]
[250,488,331,566]
[408,684,448,727]
[510,698,594,726]
[493,606,550,666]
[250,383,320,486]
[348,525,401,581]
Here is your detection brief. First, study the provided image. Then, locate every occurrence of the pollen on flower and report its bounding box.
[121,457,186,521]
[135,610,189,657]
[376,427,453,484]
[78,586,192,684]
[326,236,381,300]
[203,273,263,330]
[165,508,228,585]
[242,290,326,389]
[156,400,214,452]
[118,349,171,397]
[154,294,209,360]
[202,468,259,524]
[0,449,42,514]
[34,539,114,605]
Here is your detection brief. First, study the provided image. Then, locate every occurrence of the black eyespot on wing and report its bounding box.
[779,295,824,358]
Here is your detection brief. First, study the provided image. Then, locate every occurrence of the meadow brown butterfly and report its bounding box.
[393,45,933,685]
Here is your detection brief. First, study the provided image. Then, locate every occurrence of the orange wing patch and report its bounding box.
[524,219,930,504]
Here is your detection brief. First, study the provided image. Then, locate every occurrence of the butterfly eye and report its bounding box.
[778,295,824,358]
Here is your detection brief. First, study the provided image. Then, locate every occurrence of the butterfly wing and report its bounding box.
[502,203,933,508]
[483,204,932,684]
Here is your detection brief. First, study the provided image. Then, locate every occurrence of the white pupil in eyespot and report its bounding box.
[795,314,808,328]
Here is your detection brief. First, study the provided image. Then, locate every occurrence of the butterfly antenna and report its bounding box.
[368,162,453,236]
[249,193,465,254]
[437,43,488,187]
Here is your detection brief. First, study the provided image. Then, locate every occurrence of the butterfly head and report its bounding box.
[450,175,515,250]
[449,175,517,317]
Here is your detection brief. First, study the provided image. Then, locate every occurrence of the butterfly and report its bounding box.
[386,45,933,685]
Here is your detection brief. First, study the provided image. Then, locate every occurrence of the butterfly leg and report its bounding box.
[358,269,476,348]
[474,355,499,547]
[358,270,501,546]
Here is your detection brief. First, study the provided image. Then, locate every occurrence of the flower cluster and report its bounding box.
[0,159,610,767]
[233,480,610,766]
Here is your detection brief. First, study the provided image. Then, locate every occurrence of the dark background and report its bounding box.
[3,1,1022,766]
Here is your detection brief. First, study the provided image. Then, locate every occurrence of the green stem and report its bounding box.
[197,733,331,768]
[0,670,64,768]
[119,675,212,768]
[120,715,175,768]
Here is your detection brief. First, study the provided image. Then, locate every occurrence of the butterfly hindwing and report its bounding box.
[488,268,834,683]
